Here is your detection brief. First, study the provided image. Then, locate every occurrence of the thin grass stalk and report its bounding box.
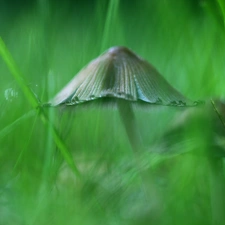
[0,109,36,140]
[208,157,225,225]
[211,99,225,130]
[0,37,81,178]
[100,0,120,52]
[217,0,225,28]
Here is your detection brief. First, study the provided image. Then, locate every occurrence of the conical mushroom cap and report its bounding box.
[51,46,196,107]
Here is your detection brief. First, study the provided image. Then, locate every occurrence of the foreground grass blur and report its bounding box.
[0,0,224,225]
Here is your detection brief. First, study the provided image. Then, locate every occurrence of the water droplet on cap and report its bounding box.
[89,95,95,99]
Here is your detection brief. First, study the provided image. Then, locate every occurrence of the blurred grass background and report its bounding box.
[0,0,225,225]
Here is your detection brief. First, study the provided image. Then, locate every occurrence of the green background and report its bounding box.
[0,0,224,225]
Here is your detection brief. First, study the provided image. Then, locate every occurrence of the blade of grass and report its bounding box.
[0,109,36,140]
[100,0,120,52]
[13,111,39,170]
[211,99,225,131]
[208,156,225,225]
[44,71,56,176]
[217,0,225,27]
[0,37,81,178]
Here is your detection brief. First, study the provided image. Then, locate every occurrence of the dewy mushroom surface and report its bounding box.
[50,46,198,107]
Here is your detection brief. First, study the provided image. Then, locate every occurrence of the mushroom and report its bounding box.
[50,46,202,221]
[50,46,199,152]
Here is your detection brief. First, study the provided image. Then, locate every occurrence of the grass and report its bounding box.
[0,0,225,225]
[0,37,80,178]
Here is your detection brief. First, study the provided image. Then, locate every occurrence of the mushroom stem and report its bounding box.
[117,99,143,152]
[117,99,163,220]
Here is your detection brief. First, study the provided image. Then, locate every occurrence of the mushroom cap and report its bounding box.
[50,46,197,107]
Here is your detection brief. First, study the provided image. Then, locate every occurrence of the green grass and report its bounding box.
[0,0,225,225]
